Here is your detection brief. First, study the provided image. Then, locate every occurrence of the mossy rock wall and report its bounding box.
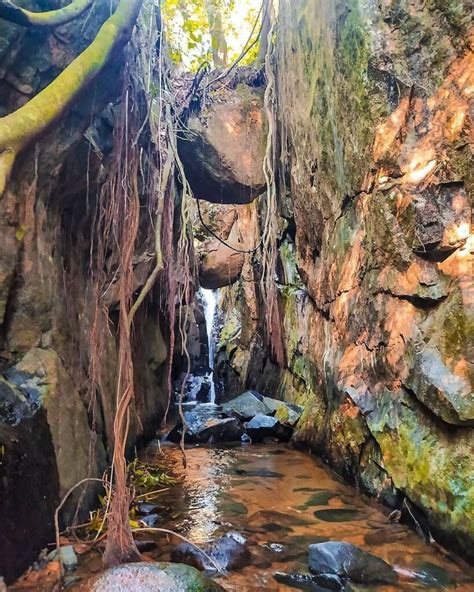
[215,0,473,560]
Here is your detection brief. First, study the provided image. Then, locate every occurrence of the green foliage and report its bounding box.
[162,0,262,71]
[79,459,177,538]
[128,458,177,491]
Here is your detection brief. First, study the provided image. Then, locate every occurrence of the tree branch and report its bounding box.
[0,0,144,197]
[0,0,93,28]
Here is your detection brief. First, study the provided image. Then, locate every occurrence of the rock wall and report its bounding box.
[0,2,169,581]
[214,0,473,561]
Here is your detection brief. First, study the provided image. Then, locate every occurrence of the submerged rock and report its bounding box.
[78,562,225,591]
[308,542,398,585]
[171,532,251,572]
[274,571,351,591]
[313,509,367,522]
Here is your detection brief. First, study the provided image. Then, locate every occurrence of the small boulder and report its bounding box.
[245,414,293,442]
[272,400,304,426]
[211,532,251,571]
[167,405,245,444]
[135,502,169,516]
[171,532,251,572]
[221,391,271,419]
[308,542,398,585]
[48,546,78,572]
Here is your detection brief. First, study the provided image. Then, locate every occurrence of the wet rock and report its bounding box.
[135,540,158,553]
[171,544,210,572]
[412,561,455,588]
[171,532,251,572]
[221,390,271,419]
[172,416,244,444]
[262,397,304,426]
[178,89,266,205]
[245,414,293,442]
[167,404,245,444]
[308,542,398,585]
[274,571,350,591]
[79,562,225,591]
[404,347,473,426]
[139,513,163,527]
[136,502,169,516]
[210,532,251,571]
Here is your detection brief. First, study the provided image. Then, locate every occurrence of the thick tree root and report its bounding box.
[0,0,143,198]
[0,0,93,28]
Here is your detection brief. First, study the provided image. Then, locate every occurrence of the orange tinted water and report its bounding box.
[140,443,474,591]
[10,442,474,591]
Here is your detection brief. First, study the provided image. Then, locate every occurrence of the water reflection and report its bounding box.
[145,444,474,591]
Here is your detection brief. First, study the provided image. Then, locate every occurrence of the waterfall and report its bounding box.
[201,288,217,403]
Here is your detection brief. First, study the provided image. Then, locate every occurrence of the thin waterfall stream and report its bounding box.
[201,288,217,404]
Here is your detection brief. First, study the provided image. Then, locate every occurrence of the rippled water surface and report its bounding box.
[11,443,474,591]
[139,443,474,591]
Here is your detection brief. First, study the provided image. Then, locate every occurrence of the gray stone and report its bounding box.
[48,546,78,572]
[308,542,398,585]
[262,397,305,426]
[167,404,245,444]
[245,414,293,442]
[221,391,272,419]
[171,532,251,572]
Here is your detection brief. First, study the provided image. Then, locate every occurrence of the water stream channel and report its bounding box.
[10,285,474,592]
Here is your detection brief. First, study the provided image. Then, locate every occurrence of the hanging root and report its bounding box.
[260,11,286,368]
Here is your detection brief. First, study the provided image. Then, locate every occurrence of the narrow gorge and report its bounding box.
[0,1,472,591]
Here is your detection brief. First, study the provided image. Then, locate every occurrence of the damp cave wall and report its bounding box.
[213,0,474,561]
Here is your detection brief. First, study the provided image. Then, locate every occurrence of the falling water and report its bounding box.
[201,288,217,403]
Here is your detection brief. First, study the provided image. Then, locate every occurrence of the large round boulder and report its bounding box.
[179,88,266,205]
[75,562,225,591]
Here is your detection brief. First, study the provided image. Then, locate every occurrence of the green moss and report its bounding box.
[367,389,474,542]
[442,292,472,360]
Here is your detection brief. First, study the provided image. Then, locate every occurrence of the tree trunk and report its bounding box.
[205,0,228,68]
